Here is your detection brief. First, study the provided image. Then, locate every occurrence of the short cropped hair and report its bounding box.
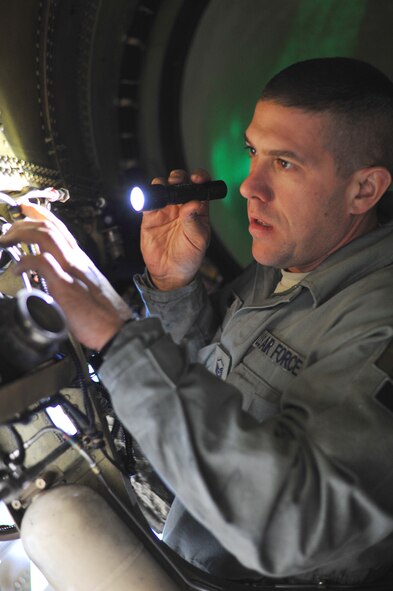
[261,57,393,178]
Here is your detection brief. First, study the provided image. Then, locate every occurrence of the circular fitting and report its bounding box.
[16,288,68,347]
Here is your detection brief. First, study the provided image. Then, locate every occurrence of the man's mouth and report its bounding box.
[251,216,271,227]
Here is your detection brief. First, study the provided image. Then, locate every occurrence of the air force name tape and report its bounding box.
[253,330,304,376]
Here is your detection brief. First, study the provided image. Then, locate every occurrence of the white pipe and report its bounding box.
[21,484,180,591]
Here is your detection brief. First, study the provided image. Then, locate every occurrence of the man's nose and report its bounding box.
[240,167,273,203]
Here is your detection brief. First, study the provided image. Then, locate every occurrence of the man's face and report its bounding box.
[241,100,357,272]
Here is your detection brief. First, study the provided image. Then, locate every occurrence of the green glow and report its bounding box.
[274,0,367,71]
[211,117,247,173]
[211,117,249,211]
[210,114,252,264]
[208,0,367,267]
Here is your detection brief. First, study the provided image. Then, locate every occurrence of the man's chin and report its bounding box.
[251,246,286,269]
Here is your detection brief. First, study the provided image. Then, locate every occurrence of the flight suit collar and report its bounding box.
[303,218,393,307]
[252,193,393,309]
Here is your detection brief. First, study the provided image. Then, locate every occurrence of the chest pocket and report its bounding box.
[226,362,281,422]
[226,345,299,422]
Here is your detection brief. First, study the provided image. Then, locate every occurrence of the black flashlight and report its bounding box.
[129,180,227,212]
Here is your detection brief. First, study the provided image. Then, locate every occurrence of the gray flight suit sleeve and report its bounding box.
[133,272,219,360]
[99,315,393,578]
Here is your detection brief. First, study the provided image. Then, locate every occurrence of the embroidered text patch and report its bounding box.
[253,330,304,376]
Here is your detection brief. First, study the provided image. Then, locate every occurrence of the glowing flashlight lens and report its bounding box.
[130,187,145,212]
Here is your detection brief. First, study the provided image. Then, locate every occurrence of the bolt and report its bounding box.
[35,477,48,490]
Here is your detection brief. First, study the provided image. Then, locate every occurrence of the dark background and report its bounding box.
[0,0,391,286]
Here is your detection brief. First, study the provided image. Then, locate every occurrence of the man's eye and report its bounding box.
[244,145,256,157]
[277,158,293,170]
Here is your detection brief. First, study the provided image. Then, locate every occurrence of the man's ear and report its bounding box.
[348,167,392,215]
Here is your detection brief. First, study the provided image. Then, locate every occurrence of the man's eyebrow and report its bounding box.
[267,149,306,164]
[244,133,306,164]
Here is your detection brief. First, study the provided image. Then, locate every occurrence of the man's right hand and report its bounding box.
[140,169,211,291]
[0,203,132,351]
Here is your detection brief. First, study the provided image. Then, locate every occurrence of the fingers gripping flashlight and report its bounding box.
[130,180,227,212]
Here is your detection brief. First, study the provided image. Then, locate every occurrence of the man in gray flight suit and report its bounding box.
[2,57,393,587]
